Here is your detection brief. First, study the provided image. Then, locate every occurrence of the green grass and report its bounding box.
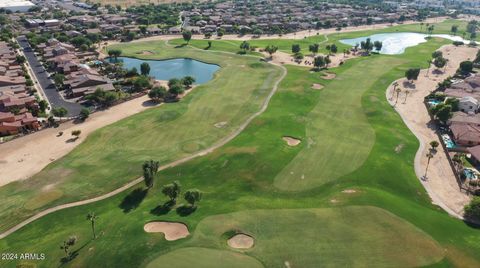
[146,247,263,268]
[2,25,480,268]
[171,19,476,56]
[189,207,444,267]
[0,40,283,232]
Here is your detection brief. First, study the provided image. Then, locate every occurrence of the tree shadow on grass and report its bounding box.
[150,200,175,216]
[174,44,187,48]
[119,188,147,213]
[176,205,197,217]
[59,240,90,267]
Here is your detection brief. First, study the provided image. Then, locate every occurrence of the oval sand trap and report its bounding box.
[311,83,324,90]
[144,221,189,241]
[283,136,301,146]
[228,233,255,249]
[322,72,336,80]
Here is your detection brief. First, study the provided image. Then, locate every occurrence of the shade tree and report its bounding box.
[143,160,160,189]
[162,181,181,205]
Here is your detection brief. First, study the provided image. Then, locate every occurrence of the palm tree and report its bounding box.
[394,87,402,105]
[60,236,77,258]
[403,89,410,104]
[424,152,434,179]
[390,81,398,100]
[87,212,98,240]
[429,140,439,151]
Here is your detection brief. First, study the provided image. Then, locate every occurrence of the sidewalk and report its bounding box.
[387,44,477,217]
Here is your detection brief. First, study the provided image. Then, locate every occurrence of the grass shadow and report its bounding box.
[463,218,480,229]
[150,200,175,216]
[174,44,187,48]
[119,187,147,213]
[176,204,197,217]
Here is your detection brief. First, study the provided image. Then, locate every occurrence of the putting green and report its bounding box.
[190,206,444,267]
[146,247,263,268]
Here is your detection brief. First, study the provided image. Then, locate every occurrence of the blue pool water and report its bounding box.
[340,32,472,55]
[427,99,442,107]
[464,169,477,180]
[445,140,456,149]
[442,134,456,149]
[108,57,220,84]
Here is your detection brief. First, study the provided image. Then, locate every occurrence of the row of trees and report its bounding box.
[148,76,196,102]
[142,160,202,212]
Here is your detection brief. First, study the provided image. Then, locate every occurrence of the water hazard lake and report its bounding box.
[109,57,220,84]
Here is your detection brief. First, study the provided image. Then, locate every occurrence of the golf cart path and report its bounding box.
[386,44,476,220]
[0,53,287,239]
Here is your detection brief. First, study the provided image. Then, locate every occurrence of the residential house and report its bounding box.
[0,112,40,135]
[459,96,479,114]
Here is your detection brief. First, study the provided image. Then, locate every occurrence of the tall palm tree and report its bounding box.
[394,87,402,105]
[390,82,398,100]
[87,212,98,240]
[424,152,434,179]
[403,90,410,104]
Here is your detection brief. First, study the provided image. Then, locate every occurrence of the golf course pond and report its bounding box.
[340,32,471,55]
[108,57,220,84]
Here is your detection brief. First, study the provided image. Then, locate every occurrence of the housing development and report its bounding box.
[3,0,480,267]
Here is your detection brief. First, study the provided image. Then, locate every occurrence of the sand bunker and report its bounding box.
[311,83,324,90]
[144,222,189,241]
[138,50,154,55]
[322,73,336,80]
[227,233,255,249]
[283,136,301,146]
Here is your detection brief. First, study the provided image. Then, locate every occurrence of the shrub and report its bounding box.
[464,196,480,221]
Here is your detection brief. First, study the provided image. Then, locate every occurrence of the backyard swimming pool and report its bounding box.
[442,134,456,149]
[340,32,472,55]
[427,99,442,107]
[108,57,220,84]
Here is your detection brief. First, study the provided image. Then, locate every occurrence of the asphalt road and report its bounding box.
[17,36,83,116]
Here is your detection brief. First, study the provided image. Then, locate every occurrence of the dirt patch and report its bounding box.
[395,143,405,154]
[311,83,324,90]
[214,121,228,128]
[342,189,357,194]
[138,50,154,55]
[283,136,301,146]
[322,72,336,80]
[24,189,63,210]
[227,233,255,249]
[144,221,189,241]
